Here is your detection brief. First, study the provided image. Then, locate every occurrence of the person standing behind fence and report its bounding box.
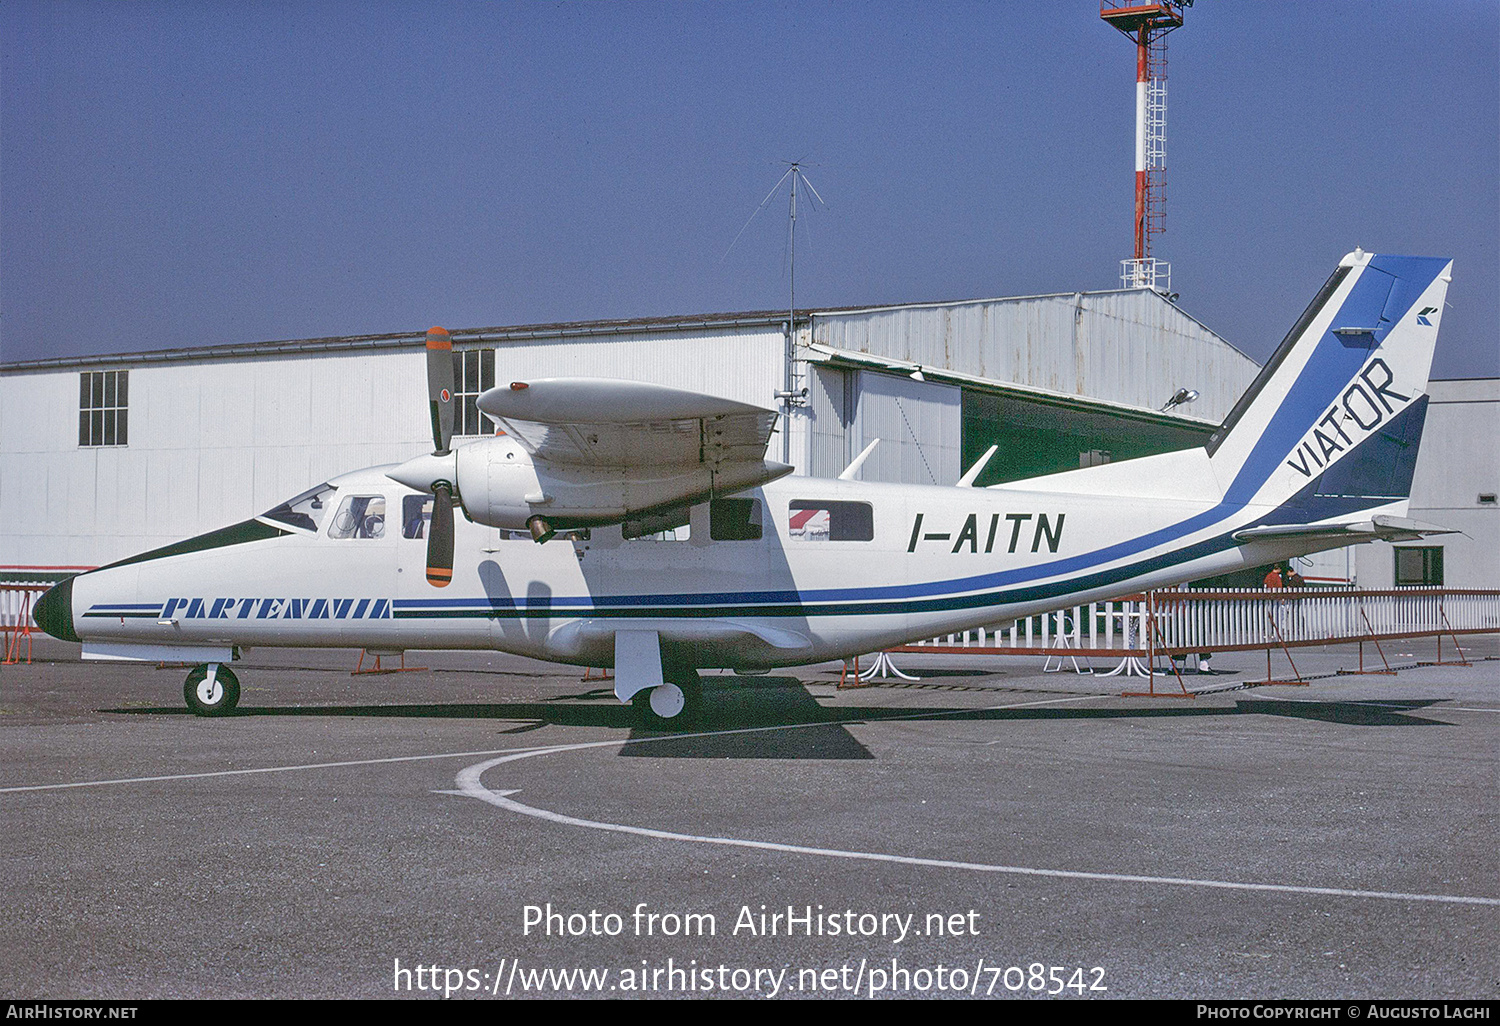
[1284,565,1308,633]
[1263,564,1301,638]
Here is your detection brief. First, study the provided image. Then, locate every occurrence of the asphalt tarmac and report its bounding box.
[2,636,1496,1000]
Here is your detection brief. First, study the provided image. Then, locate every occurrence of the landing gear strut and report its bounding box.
[633,666,702,731]
[184,662,240,717]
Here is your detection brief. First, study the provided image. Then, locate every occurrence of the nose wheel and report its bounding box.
[632,668,702,730]
[184,663,240,717]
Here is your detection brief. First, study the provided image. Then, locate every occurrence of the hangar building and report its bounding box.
[2,287,1493,589]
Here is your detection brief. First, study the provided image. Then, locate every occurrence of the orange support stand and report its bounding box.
[582,666,613,681]
[1344,606,1397,677]
[2,588,35,665]
[837,655,875,689]
[1433,604,1471,667]
[1120,592,1195,699]
[352,650,427,675]
[1260,607,1307,685]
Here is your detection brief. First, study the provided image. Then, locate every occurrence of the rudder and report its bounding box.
[1205,249,1451,514]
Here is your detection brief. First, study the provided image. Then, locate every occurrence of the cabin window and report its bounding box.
[631,526,690,542]
[1394,546,1443,587]
[710,498,762,541]
[453,348,496,436]
[79,370,128,446]
[327,494,387,540]
[402,495,433,539]
[262,483,337,533]
[623,507,691,541]
[787,500,874,541]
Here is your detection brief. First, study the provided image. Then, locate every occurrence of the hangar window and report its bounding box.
[1394,546,1443,587]
[79,370,128,446]
[787,500,874,542]
[262,483,337,533]
[453,348,496,436]
[328,495,387,540]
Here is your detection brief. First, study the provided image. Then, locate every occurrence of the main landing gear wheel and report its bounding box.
[184,663,240,717]
[632,668,702,731]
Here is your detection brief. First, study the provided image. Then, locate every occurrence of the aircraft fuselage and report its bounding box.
[53,454,1351,671]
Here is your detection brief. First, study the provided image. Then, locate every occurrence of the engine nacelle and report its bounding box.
[446,436,790,532]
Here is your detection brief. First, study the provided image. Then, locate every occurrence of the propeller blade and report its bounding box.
[425,484,455,587]
[426,326,455,455]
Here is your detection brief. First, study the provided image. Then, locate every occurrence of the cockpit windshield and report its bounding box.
[261,483,338,533]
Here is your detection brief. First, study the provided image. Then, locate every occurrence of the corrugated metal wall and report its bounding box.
[848,370,962,486]
[801,364,852,480]
[810,290,1259,421]
[797,366,962,485]
[1354,378,1500,589]
[485,328,783,403]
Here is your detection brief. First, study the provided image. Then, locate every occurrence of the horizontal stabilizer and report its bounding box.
[1233,515,1456,545]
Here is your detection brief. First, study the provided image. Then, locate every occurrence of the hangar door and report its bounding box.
[848,370,962,486]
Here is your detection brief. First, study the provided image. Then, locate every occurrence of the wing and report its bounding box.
[476,378,778,470]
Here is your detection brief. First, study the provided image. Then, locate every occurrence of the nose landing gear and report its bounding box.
[184,662,240,716]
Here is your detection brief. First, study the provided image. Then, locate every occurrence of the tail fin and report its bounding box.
[1207,250,1451,520]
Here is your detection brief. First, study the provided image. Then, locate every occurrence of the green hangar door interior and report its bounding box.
[960,389,1213,487]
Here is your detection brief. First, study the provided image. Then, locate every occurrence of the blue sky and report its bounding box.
[3,1,1496,378]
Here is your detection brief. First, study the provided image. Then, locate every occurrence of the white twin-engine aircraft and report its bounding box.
[35,250,1453,727]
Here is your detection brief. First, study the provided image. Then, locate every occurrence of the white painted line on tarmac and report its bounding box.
[453,741,1500,909]
[12,686,1495,908]
[0,744,567,794]
[0,692,1103,795]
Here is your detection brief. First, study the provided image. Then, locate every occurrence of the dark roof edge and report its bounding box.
[1,287,1242,374]
[0,311,797,373]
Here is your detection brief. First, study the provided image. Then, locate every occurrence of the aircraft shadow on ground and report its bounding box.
[103,676,1454,761]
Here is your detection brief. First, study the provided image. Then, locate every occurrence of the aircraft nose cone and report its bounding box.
[33,576,79,643]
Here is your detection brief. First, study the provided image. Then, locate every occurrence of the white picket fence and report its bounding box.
[897,598,1150,656]
[897,588,1500,657]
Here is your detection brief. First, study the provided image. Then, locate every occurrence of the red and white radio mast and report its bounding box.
[1100,0,1189,294]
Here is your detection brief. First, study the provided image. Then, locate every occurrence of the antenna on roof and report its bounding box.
[727,161,826,462]
[723,161,826,322]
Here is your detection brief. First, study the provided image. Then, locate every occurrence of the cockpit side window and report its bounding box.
[327,494,387,540]
[261,483,337,533]
[787,500,874,541]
